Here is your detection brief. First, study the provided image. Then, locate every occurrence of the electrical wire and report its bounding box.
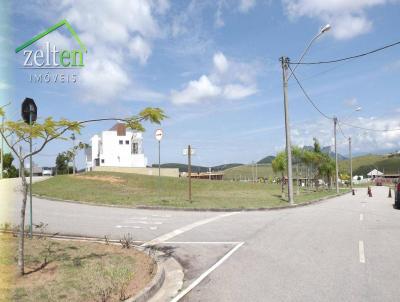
[339,120,400,132]
[337,121,348,139]
[288,65,333,120]
[290,40,400,65]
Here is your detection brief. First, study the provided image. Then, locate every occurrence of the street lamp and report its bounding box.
[280,24,331,204]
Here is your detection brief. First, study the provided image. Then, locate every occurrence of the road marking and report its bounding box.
[124,221,163,225]
[163,241,241,245]
[359,240,366,263]
[170,242,244,302]
[115,225,143,229]
[141,212,238,247]
[149,226,158,230]
[360,214,364,221]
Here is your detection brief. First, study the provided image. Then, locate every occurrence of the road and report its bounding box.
[2,179,400,301]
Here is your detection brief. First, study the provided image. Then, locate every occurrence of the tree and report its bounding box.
[0,105,166,276]
[313,137,321,153]
[55,152,70,175]
[272,151,287,194]
[2,152,18,178]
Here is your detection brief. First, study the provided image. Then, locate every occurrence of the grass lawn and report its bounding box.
[0,233,155,302]
[33,172,349,209]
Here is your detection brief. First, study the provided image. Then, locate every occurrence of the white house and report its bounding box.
[367,169,384,179]
[85,123,147,171]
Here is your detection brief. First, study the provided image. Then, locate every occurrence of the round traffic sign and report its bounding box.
[155,129,163,141]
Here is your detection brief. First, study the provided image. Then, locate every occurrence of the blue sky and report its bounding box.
[1,0,400,169]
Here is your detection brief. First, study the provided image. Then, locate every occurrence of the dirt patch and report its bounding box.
[1,234,156,302]
[72,175,126,184]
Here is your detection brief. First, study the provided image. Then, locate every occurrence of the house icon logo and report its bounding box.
[16,19,87,78]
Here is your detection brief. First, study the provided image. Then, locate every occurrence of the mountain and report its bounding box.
[303,145,347,160]
[257,156,275,164]
[152,163,243,173]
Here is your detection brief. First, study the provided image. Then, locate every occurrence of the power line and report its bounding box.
[290,40,400,65]
[288,65,333,120]
[339,120,400,132]
[337,121,348,139]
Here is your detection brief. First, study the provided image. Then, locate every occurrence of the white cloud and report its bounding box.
[171,52,259,105]
[292,115,400,154]
[31,0,169,103]
[239,0,257,12]
[0,82,10,90]
[283,0,392,39]
[171,75,221,105]
[223,84,257,100]
[128,36,152,65]
[213,52,229,73]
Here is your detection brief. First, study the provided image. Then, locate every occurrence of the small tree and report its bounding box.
[0,105,166,275]
[2,152,18,178]
[272,151,286,194]
[55,152,70,174]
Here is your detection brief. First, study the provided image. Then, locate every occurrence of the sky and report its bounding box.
[1,0,400,169]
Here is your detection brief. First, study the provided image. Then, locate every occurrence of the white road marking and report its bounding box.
[149,226,158,230]
[141,212,239,247]
[151,214,172,218]
[124,221,163,225]
[360,214,364,221]
[359,240,366,263]
[163,241,241,245]
[115,225,143,229]
[170,242,244,302]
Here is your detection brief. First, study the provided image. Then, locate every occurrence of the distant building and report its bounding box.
[85,123,147,171]
[367,169,384,179]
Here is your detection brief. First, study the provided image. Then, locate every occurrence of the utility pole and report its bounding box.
[280,56,294,204]
[187,144,192,202]
[71,133,76,175]
[333,117,339,194]
[349,137,353,190]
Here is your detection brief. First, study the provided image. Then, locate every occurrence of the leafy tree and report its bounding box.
[313,137,321,153]
[0,104,166,276]
[272,151,286,193]
[2,152,18,178]
[55,152,70,174]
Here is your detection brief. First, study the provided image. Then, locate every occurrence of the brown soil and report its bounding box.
[72,175,126,184]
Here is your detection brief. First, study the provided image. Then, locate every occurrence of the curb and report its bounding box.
[33,190,351,212]
[126,256,165,302]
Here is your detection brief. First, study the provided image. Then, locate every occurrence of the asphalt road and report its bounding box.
[2,178,400,301]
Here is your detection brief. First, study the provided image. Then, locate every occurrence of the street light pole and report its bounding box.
[349,137,353,190]
[280,56,294,204]
[188,144,192,202]
[29,108,33,238]
[334,117,339,194]
[71,133,76,175]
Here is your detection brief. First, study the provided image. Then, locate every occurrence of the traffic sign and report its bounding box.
[155,129,163,141]
[21,98,37,125]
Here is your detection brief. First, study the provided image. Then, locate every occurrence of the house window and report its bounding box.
[119,140,123,145]
[125,140,129,145]
[132,142,139,154]
[101,159,105,164]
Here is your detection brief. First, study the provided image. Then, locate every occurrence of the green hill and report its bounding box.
[257,156,275,164]
[339,154,400,176]
[223,163,275,180]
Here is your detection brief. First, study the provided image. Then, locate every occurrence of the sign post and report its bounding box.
[183,145,195,202]
[155,129,163,200]
[21,98,37,238]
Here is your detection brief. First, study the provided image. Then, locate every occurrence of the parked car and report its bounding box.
[42,167,53,176]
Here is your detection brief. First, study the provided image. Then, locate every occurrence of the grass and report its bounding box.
[33,171,349,209]
[0,233,155,302]
[339,154,400,175]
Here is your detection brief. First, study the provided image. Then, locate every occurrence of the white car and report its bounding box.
[42,167,53,176]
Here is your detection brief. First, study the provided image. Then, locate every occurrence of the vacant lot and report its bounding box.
[0,233,155,302]
[33,172,348,209]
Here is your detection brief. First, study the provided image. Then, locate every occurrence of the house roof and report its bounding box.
[367,169,384,176]
[109,123,126,136]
